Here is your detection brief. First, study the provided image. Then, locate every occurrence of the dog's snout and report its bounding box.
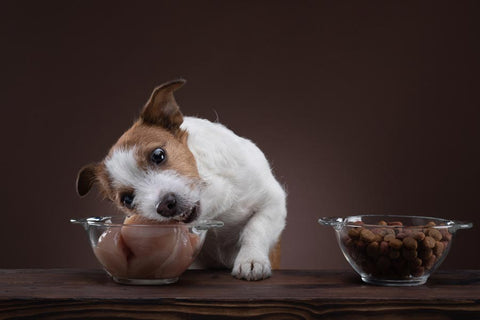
[156,193,178,217]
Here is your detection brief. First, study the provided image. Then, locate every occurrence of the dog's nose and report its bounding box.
[156,193,178,217]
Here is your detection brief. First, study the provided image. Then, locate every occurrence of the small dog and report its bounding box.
[76,79,287,280]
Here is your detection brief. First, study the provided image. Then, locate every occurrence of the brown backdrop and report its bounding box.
[1,1,479,271]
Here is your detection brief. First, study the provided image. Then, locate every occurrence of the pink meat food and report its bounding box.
[93,215,200,279]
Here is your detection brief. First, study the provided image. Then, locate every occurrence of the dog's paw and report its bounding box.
[232,255,272,281]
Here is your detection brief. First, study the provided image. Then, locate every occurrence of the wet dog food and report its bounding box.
[94,215,200,279]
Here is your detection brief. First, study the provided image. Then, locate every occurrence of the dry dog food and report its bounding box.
[342,220,452,279]
[94,215,200,279]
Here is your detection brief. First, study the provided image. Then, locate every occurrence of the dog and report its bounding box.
[76,79,287,280]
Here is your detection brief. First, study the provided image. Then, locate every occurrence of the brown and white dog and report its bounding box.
[76,79,287,280]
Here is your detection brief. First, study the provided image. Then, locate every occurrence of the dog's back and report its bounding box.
[181,117,286,273]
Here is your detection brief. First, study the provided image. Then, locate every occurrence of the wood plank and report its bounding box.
[0,269,479,319]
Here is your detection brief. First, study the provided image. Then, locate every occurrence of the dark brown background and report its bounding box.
[1,1,479,270]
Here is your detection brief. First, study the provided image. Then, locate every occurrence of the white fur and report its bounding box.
[181,117,287,280]
[104,148,143,189]
[105,148,201,222]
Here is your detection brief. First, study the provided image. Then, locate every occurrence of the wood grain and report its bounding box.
[269,240,281,270]
[1,269,479,319]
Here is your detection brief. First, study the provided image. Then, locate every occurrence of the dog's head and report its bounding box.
[77,79,202,223]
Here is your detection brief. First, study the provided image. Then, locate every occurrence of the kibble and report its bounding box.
[373,234,383,242]
[384,234,396,242]
[388,221,403,226]
[389,250,400,259]
[355,240,366,249]
[380,241,389,255]
[441,229,453,241]
[426,228,443,241]
[402,248,418,261]
[367,242,380,258]
[341,219,451,280]
[409,257,422,268]
[396,232,408,240]
[389,238,403,250]
[423,236,436,249]
[433,241,444,256]
[403,237,418,250]
[360,229,376,243]
[413,231,426,241]
[419,247,433,260]
[372,228,386,236]
[424,254,437,270]
[348,228,361,239]
[412,266,425,277]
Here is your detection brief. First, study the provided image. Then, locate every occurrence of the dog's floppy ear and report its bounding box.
[76,163,97,197]
[141,79,186,134]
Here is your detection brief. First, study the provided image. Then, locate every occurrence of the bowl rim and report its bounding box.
[319,214,472,231]
[70,215,224,230]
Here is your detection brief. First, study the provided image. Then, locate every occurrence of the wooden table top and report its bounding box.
[1,269,479,319]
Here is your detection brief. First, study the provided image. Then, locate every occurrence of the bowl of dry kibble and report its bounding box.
[318,215,472,286]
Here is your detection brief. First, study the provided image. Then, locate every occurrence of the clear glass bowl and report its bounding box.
[71,216,223,285]
[319,215,472,286]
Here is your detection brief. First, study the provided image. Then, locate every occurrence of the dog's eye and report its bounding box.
[151,148,166,164]
[120,193,135,209]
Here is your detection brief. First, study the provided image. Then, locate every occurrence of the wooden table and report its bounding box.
[1,269,479,319]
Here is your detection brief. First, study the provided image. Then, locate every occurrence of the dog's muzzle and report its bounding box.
[156,193,199,223]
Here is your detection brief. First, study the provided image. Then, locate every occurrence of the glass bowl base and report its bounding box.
[361,275,428,286]
[112,276,179,285]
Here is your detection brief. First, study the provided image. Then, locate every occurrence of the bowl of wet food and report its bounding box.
[71,215,223,285]
[318,215,472,286]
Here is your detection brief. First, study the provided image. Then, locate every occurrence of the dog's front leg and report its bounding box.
[231,200,286,281]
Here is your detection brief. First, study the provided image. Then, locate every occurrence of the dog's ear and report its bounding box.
[141,79,186,134]
[76,163,97,197]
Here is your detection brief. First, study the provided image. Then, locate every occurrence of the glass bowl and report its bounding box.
[71,215,223,285]
[319,215,472,286]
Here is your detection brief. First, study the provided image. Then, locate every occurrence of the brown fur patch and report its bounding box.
[112,121,199,179]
